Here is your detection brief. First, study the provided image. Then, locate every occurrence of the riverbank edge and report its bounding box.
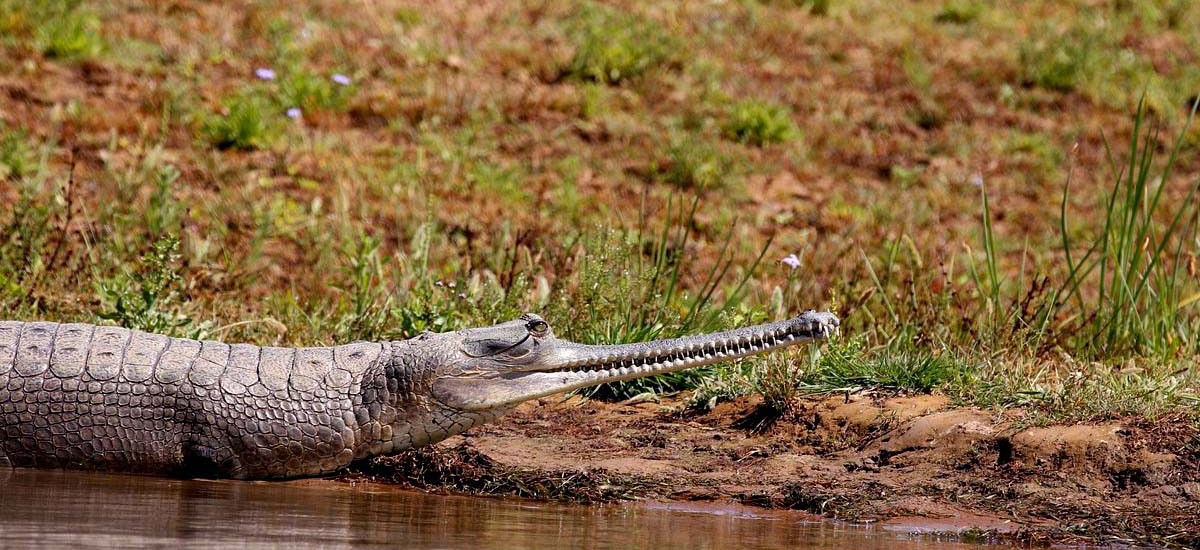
[338,394,1200,548]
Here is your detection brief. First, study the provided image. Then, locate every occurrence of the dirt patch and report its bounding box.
[344,395,1200,548]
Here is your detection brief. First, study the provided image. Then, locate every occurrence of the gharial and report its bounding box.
[0,310,838,479]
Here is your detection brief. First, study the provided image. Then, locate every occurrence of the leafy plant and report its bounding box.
[200,93,280,150]
[0,128,37,180]
[34,2,102,59]
[552,196,774,400]
[723,101,798,146]
[798,338,970,394]
[564,3,678,84]
[97,234,198,337]
[277,70,353,113]
[934,1,983,24]
[663,137,733,190]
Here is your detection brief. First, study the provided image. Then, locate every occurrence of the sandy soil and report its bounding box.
[345,394,1200,548]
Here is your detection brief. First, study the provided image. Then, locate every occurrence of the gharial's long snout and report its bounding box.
[433,310,839,410]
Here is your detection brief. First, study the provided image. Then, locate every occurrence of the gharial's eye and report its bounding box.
[526,319,549,336]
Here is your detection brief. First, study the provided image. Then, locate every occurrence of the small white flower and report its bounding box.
[254,68,276,81]
[781,253,801,269]
[969,173,984,187]
[286,107,302,119]
[331,73,351,86]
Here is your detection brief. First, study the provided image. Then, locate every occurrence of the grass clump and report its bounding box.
[1018,24,1099,93]
[564,3,678,84]
[798,339,970,394]
[277,70,354,114]
[553,197,773,400]
[1050,100,1200,358]
[96,234,200,338]
[0,129,37,180]
[200,93,280,150]
[34,1,102,60]
[934,1,983,24]
[0,182,54,295]
[762,0,831,15]
[723,101,798,146]
[662,137,733,190]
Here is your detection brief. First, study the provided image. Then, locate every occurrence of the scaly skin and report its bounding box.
[0,311,837,479]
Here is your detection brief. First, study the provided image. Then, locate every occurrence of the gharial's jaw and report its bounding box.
[432,310,838,411]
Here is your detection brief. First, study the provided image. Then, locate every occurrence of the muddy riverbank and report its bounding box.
[344,394,1200,548]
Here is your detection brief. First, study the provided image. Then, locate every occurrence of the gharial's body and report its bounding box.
[0,311,837,479]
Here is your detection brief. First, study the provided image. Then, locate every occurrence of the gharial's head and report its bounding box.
[429,310,839,412]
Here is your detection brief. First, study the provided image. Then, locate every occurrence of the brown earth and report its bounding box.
[344,395,1200,548]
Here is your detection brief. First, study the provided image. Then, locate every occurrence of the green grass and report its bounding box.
[934,1,983,24]
[563,3,679,84]
[662,137,734,190]
[276,70,354,114]
[723,101,798,146]
[33,1,102,60]
[200,93,281,150]
[798,338,971,394]
[96,234,200,338]
[551,196,774,399]
[1017,15,1195,113]
[0,128,38,180]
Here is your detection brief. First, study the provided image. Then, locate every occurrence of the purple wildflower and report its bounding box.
[781,253,801,270]
[254,68,277,81]
[286,108,302,120]
[969,173,984,187]
[331,73,351,86]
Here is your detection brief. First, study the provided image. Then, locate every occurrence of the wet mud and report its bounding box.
[344,394,1200,548]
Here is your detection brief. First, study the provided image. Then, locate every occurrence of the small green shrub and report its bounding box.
[277,71,353,113]
[934,1,983,24]
[762,0,832,15]
[564,3,678,84]
[663,138,733,190]
[0,129,37,180]
[799,338,971,394]
[200,93,280,150]
[723,101,798,146]
[34,3,102,59]
[1019,25,1099,93]
[0,182,53,289]
[796,0,831,15]
[97,234,198,337]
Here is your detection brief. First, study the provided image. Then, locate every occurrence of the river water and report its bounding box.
[0,468,992,549]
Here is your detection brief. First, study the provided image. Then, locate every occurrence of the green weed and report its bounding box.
[662,137,733,190]
[550,196,774,399]
[1019,23,1099,93]
[96,234,200,338]
[934,1,983,24]
[277,70,354,114]
[0,129,37,180]
[200,93,280,150]
[798,338,971,394]
[0,182,54,292]
[1053,99,1200,358]
[34,2,102,60]
[723,101,798,146]
[564,3,678,84]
